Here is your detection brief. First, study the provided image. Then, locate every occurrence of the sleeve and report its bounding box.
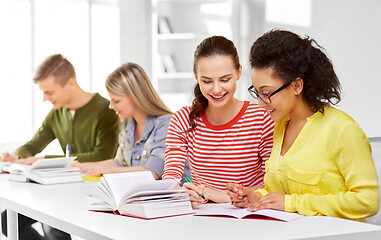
[285,122,380,220]
[64,108,120,162]
[258,110,274,174]
[14,111,56,158]
[162,109,190,180]
[144,115,171,178]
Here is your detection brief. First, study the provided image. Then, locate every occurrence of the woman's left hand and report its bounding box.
[248,192,285,211]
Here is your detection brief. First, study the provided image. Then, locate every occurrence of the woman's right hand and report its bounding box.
[226,183,262,208]
[182,182,207,208]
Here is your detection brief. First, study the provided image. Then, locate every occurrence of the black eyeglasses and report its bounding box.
[248,82,291,104]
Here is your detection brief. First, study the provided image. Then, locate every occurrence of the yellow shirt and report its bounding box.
[257,106,379,221]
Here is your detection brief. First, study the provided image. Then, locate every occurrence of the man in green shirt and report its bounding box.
[0,54,120,240]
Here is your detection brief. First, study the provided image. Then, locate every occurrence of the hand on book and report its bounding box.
[248,192,285,212]
[17,156,43,165]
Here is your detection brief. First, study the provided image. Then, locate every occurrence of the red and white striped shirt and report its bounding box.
[163,101,274,191]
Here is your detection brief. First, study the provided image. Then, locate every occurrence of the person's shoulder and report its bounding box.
[323,106,356,124]
[316,106,362,134]
[91,93,110,107]
[245,101,267,115]
[173,106,192,117]
[155,113,172,123]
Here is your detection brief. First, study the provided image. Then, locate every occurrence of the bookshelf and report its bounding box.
[151,0,241,112]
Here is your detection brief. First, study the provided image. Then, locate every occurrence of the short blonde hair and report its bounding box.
[34,54,76,86]
[106,63,172,116]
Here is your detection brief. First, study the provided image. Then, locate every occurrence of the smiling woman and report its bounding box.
[162,36,274,208]
[71,63,192,184]
[227,29,379,222]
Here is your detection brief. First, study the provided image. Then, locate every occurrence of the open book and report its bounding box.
[7,157,83,184]
[89,171,193,219]
[194,206,304,222]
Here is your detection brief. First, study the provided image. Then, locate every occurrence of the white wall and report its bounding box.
[121,0,381,137]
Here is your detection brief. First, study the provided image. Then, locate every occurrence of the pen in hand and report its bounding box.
[66,144,70,158]
[231,184,244,205]
[185,177,205,199]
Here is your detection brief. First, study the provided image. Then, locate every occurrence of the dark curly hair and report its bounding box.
[188,35,240,132]
[249,29,341,113]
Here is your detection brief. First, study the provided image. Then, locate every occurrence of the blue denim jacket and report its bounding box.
[114,114,190,181]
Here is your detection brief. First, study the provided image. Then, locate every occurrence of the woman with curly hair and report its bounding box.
[227,29,379,221]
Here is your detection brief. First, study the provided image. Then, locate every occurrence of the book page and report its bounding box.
[29,157,77,171]
[120,190,188,205]
[119,179,178,203]
[103,171,155,206]
[195,206,303,222]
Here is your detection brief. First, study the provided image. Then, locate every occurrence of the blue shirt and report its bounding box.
[114,114,190,182]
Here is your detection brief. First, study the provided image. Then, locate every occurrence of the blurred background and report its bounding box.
[0,0,380,155]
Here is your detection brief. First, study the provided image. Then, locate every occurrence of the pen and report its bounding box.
[66,144,70,158]
[185,176,205,199]
[231,184,244,205]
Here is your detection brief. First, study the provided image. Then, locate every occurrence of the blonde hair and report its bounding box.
[106,63,172,116]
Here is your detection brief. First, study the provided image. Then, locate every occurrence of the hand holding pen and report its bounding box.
[226,183,248,207]
[226,183,264,208]
[183,177,207,207]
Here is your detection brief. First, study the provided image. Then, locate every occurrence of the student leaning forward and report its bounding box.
[227,29,379,222]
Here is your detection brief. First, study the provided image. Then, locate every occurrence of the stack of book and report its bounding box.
[7,157,83,184]
[89,171,193,219]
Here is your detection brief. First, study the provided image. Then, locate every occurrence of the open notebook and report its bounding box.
[194,205,304,222]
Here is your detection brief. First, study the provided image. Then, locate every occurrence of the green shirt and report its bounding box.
[15,93,120,163]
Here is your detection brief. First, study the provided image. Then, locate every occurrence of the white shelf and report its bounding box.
[157,33,196,40]
[158,72,194,80]
[151,0,239,96]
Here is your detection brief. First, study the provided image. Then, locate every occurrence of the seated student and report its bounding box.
[162,36,274,207]
[72,63,191,183]
[0,54,120,240]
[227,29,379,221]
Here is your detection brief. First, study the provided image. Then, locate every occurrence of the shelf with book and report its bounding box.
[151,0,241,112]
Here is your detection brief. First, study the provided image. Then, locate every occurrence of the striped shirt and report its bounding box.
[162,101,274,191]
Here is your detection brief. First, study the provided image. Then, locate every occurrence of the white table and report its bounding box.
[0,175,381,240]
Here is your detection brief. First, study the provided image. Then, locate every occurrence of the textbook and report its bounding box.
[194,206,304,222]
[7,157,83,184]
[89,171,193,219]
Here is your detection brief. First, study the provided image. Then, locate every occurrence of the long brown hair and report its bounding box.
[188,36,240,131]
